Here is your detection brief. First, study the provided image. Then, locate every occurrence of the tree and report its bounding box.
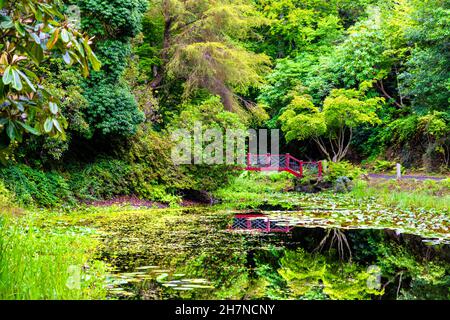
[399,0,450,112]
[148,0,271,111]
[0,0,100,154]
[279,88,382,162]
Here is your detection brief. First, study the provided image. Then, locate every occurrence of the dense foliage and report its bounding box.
[0,0,448,205]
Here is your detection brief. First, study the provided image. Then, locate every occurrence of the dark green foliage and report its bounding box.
[0,165,74,207]
[67,159,132,200]
[78,0,147,38]
[77,0,148,137]
[82,82,144,136]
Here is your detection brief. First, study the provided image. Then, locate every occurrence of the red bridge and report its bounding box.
[245,154,323,178]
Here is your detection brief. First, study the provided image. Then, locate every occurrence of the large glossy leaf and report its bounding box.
[6,121,16,141]
[49,102,58,115]
[14,21,25,36]
[11,68,23,91]
[60,28,70,43]
[47,28,60,50]
[62,51,71,64]
[26,42,44,64]
[16,69,36,92]
[44,118,53,133]
[0,16,13,29]
[2,66,12,85]
[52,118,63,133]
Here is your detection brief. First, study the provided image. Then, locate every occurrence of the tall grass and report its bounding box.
[352,180,450,212]
[0,211,107,300]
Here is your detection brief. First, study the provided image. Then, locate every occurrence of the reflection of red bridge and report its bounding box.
[245,154,323,178]
[230,214,294,233]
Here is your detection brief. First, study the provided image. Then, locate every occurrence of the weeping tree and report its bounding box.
[149,0,271,111]
[279,88,382,162]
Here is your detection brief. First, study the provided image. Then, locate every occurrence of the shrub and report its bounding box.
[0,165,74,207]
[68,160,133,201]
[323,161,364,183]
[373,160,397,173]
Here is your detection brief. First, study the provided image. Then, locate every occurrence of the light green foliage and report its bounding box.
[168,96,247,131]
[324,161,364,182]
[0,0,100,156]
[280,88,382,162]
[0,181,13,207]
[372,159,397,173]
[352,179,450,211]
[0,213,107,299]
[279,248,383,300]
[150,0,271,111]
[254,0,374,58]
[166,96,246,191]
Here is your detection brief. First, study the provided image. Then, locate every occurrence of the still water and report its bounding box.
[91,208,450,300]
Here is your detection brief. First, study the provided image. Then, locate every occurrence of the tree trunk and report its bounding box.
[150,15,173,89]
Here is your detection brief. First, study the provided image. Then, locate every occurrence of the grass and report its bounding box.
[0,208,108,300]
[351,179,450,212]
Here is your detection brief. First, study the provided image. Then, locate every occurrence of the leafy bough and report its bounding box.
[0,0,101,157]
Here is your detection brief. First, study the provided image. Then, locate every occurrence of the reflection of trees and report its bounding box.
[277,249,382,300]
[315,228,352,261]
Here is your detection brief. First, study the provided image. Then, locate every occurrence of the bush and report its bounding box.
[68,160,133,201]
[0,165,75,207]
[323,161,364,183]
[373,160,397,173]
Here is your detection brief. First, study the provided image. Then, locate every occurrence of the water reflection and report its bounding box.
[96,209,450,300]
[230,214,293,233]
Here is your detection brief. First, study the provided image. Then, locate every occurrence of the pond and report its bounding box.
[74,207,450,300]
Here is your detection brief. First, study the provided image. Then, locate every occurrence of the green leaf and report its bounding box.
[6,122,16,141]
[60,29,70,43]
[49,102,58,115]
[52,118,63,133]
[62,51,71,64]
[30,32,41,44]
[16,69,36,92]
[47,28,60,50]
[83,38,102,71]
[0,16,13,29]
[25,42,44,64]
[14,21,26,36]
[11,68,23,91]
[2,66,12,85]
[44,118,53,133]
[17,122,40,135]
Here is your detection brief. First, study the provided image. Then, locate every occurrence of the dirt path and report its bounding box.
[369,174,448,181]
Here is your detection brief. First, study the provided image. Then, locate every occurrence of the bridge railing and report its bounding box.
[246,153,323,178]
